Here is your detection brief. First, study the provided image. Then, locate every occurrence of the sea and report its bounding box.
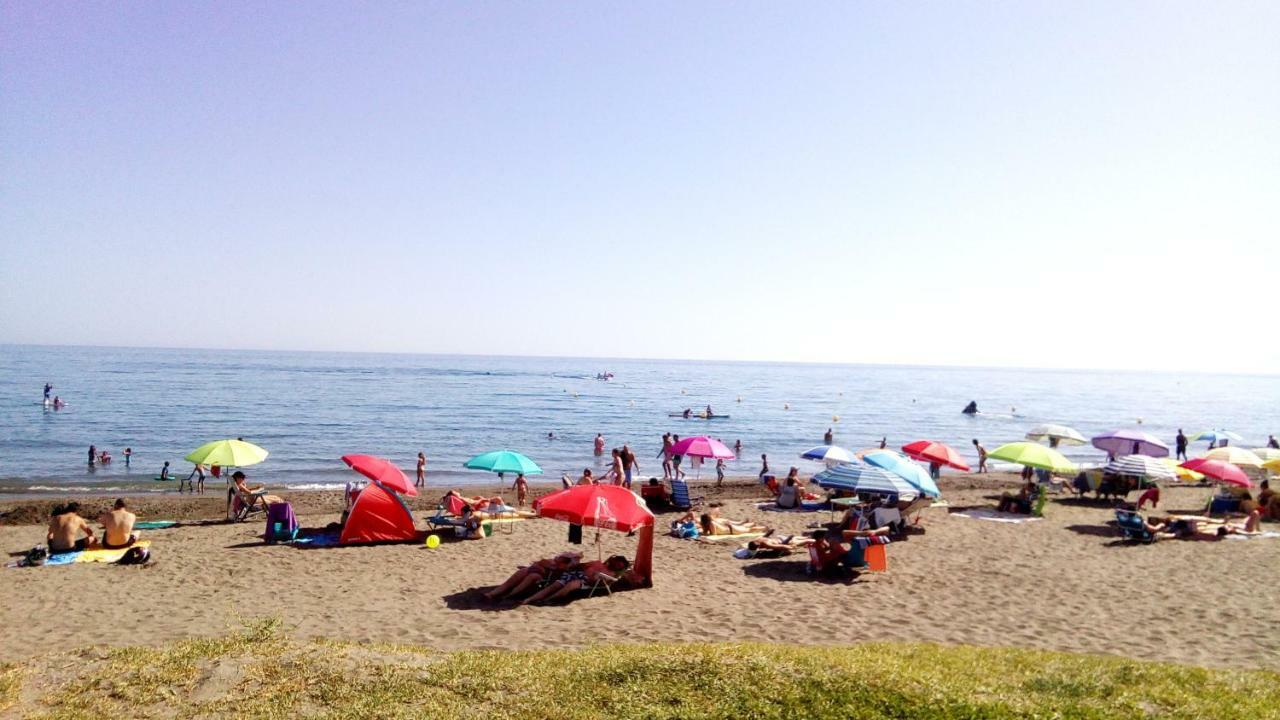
[1,344,1276,497]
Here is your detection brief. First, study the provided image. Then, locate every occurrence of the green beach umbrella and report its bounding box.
[463,450,543,475]
[987,442,1076,474]
[185,439,269,467]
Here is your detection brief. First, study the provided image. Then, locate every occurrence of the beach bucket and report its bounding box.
[865,543,887,572]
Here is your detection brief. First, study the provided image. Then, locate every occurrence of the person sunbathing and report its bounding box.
[996,481,1037,514]
[232,471,284,506]
[678,510,769,536]
[443,489,537,519]
[1148,510,1262,540]
[98,498,139,549]
[519,555,632,604]
[484,551,582,600]
[743,534,814,558]
[47,503,97,553]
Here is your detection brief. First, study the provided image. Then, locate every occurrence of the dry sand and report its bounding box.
[1,476,1276,670]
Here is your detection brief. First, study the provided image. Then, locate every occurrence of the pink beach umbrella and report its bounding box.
[669,436,735,480]
[1179,458,1252,488]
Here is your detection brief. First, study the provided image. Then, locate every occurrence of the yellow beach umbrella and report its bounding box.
[1263,458,1280,473]
[1250,448,1280,464]
[1201,446,1264,468]
[1161,457,1203,482]
[185,439,269,468]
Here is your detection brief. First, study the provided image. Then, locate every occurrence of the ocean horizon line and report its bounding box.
[2,341,1274,379]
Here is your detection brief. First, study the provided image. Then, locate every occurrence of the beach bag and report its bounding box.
[673,521,699,539]
[117,547,150,565]
[20,546,48,567]
[265,502,299,544]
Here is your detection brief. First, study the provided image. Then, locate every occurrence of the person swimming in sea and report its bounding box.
[962,401,979,415]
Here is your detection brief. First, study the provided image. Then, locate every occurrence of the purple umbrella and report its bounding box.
[1090,429,1169,458]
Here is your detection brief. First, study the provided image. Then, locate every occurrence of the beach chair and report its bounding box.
[586,571,620,598]
[427,505,467,531]
[227,485,269,522]
[899,496,933,525]
[669,479,703,511]
[1115,509,1156,543]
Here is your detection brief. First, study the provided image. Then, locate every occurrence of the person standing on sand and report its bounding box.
[973,439,988,473]
[594,434,605,456]
[416,452,427,488]
[512,473,528,506]
[824,428,833,445]
[620,444,638,488]
[716,458,725,486]
[659,434,673,480]
[671,435,686,481]
[1268,434,1278,450]
[1175,429,1188,461]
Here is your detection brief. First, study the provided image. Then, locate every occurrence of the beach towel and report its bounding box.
[10,541,153,567]
[695,532,764,543]
[1224,532,1280,541]
[134,520,177,530]
[950,509,1043,524]
[756,501,824,513]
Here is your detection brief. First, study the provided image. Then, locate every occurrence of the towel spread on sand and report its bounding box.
[695,532,765,543]
[950,509,1042,524]
[1224,531,1280,541]
[134,520,177,530]
[9,541,153,567]
[756,502,824,513]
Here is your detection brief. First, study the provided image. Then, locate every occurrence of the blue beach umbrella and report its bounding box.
[800,445,856,464]
[463,450,543,475]
[861,450,941,498]
[1190,429,1244,445]
[814,462,919,498]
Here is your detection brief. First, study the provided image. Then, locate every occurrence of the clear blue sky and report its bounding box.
[2,2,1277,372]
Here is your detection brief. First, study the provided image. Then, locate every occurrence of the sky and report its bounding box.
[2,2,1277,373]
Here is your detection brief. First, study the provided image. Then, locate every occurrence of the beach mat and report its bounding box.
[1224,531,1280,541]
[13,541,153,567]
[950,509,1042,524]
[135,521,177,530]
[756,502,824,513]
[696,532,765,543]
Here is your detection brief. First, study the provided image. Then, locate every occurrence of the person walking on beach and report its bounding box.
[758,453,770,481]
[973,439,988,473]
[823,428,833,445]
[671,435,686,481]
[182,463,204,493]
[594,434,605,456]
[620,444,638,488]
[1175,429,1188,461]
[512,473,528,506]
[659,434,673,480]
[416,452,426,488]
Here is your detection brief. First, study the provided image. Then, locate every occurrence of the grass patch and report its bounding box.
[11,623,1278,719]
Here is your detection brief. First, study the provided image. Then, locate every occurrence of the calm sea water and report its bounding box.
[1,345,1276,496]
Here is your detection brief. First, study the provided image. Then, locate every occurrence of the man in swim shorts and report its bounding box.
[99,498,139,549]
[47,503,97,553]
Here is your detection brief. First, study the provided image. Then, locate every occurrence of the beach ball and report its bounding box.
[425,534,440,549]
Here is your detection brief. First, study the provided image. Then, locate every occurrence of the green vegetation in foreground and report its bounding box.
[7,618,1278,719]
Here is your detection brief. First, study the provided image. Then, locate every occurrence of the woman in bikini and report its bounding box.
[674,509,769,536]
[519,555,632,604]
[484,552,582,600]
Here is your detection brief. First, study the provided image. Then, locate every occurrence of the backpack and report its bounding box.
[117,546,150,565]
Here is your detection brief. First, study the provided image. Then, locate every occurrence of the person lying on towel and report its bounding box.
[1144,511,1262,540]
[484,551,582,600]
[675,509,770,536]
[743,535,814,558]
[518,555,634,605]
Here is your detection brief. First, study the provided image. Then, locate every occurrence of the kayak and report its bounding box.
[667,413,731,419]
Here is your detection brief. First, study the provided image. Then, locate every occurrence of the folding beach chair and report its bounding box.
[426,505,467,531]
[1115,509,1156,543]
[669,479,703,511]
[586,571,620,598]
[227,485,270,522]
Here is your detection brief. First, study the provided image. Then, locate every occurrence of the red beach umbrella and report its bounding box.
[1179,458,1251,488]
[341,454,418,497]
[900,440,971,471]
[669,436,735,460]
[534,484,655,585]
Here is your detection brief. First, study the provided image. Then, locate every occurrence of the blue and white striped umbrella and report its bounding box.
[800,445,856,464]
[814,462,919,498]
[1103,454,1177,481]
[862,450,941,498]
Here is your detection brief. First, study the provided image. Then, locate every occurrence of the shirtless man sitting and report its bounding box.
[47,503,97,553]
[99,498,140,549]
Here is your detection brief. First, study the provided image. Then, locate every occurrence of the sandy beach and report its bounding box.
[1,475,1276,671]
